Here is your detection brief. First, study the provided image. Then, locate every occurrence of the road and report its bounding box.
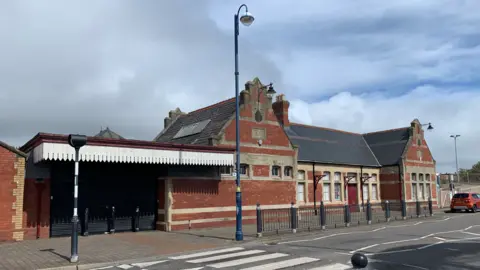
[88,212,480,270]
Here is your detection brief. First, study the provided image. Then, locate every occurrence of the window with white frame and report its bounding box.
[272,166,281,177]
[239,164,249,176]
[411,173,417,181]
[284,166,293,178]
[371,174,377,182]
[334,172,341,182]
[323,171,331,181]
[419,173,424,181]
[419,184,424,199]
[371,184,378,200]
[412,183,418,200]
[219,166,233,175]
[426,183,431,198]
[362,184,369,201]
[323,183,331,201]
[425,174,430,182]
[297,182,305,202]
[297,170,306,180]
[334,183,341,200]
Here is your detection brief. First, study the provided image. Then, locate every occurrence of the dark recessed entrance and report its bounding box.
[50,162,165,237]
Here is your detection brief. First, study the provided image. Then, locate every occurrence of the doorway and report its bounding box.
[347,184,359,212]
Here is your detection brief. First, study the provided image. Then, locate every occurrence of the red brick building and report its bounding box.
[155,77,438,229]
[0,141,27,242]
[366,120,438,208]
[1,78,437,241]
[154,78,298,230]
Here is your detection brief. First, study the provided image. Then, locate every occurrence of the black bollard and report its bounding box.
[110,206,116,234]
[256,203,263,238]
[416,200,421,218]
[428,197,433,216]
[401,200,407,220]
[290,202,297,233]
[320,201,326,230]
[385,200,391,222]
[366,200,372,225]
[134,206,140,232]
[83,208,89,236]
[351,253,368,268]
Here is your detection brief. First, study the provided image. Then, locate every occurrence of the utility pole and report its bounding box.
[450,135,460,184]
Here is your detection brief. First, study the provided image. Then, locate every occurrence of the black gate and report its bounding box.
[50,162,158,237]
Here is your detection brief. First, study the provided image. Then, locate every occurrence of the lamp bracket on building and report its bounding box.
[361,175,373,185]
[344,175,356,186]
[313,174,326,188]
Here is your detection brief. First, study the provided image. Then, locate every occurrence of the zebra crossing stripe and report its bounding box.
[186,250,266,264]
[169,247,245,260]
[131,260,167,267]
[308,263,351,270]
[208,253,289,268]
[240,257,320,270]
[117,265,133,269]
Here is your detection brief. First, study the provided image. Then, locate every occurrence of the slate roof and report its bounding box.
[94,127,125,140]
[363,127,410,166]
[154,98,236,145]
[285,124,381,167]
[153,94,411,167]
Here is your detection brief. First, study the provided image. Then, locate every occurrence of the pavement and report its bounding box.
[0,229,236,270]
[79,211,480,270]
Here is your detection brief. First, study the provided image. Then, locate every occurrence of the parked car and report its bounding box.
[450,192,480,212]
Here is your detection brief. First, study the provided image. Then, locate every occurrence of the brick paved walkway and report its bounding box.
[0,230,234,270]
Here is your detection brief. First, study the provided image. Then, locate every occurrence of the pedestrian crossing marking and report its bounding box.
[169,247,245,260]
[309,263,351,270]
[208,252,289,268]
[240,257,320,270]
[187,249,266,263]
[131,260,167,267]
[117,265,133,269]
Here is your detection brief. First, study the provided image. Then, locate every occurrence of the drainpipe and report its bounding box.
[312,162,317,214]
[360,166,364,210]
[398,163,405,201]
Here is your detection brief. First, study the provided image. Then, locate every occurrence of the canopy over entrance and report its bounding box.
[20,133,235,166]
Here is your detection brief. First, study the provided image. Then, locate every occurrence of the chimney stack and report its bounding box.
[272,94,290,127]
[164,107,185,129]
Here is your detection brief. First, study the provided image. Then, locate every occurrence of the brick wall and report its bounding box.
[23,178,51,240]
[169,179,295,230]
[163,79,299,231]
[402,120,436,205]
[0,146,26,242]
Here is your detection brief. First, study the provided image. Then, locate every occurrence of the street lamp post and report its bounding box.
[234,4,254,241]
[450,135,460,185]
[68,134,87,263]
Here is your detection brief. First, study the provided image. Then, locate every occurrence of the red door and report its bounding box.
[348,184,357,205]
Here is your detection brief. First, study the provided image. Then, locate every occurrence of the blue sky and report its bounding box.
[0,0,479,173]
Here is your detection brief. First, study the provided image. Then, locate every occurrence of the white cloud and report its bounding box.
[1,0,479,173]
[289,86,480,172]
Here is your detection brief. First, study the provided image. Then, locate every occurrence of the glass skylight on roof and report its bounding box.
[173,119,211,139]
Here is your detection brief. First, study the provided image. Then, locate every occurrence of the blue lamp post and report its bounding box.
[234,4,254,241]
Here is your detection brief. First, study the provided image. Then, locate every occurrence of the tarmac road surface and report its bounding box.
[84,212,480,270]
